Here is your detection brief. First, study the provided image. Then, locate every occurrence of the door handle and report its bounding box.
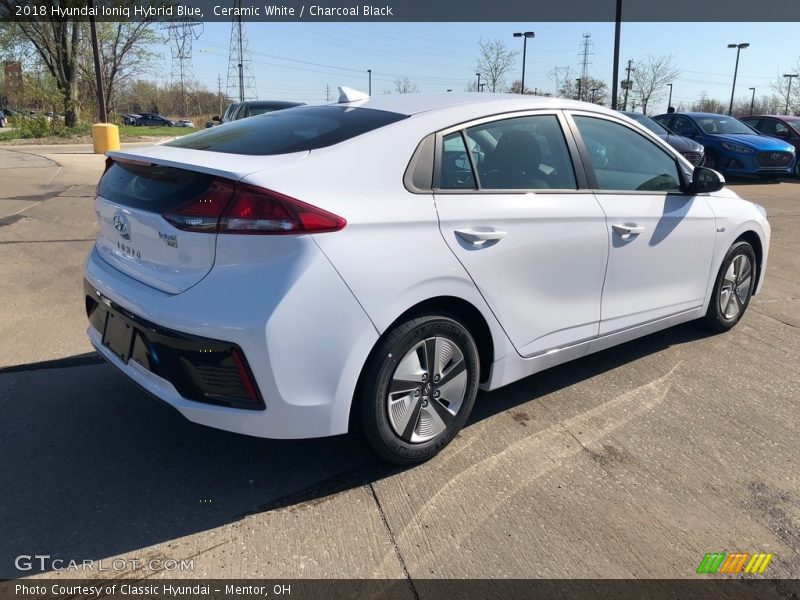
[454,228,507,246]
[612,224,646,239]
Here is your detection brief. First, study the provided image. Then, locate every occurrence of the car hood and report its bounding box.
[707,133,795,152]
[664,133,704,153]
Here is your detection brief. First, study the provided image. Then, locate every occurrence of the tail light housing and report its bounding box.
[162,176,346,235]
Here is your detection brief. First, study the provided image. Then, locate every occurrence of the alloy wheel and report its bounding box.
[386,336,468,443]
[719,254,753,320]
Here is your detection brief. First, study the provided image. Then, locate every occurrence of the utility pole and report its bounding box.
[784,74,798,115]
[622,59,634,111]
[611,0,622,109]
[217,75,223,115]
[748,87,756,116]
[87,0,107,122]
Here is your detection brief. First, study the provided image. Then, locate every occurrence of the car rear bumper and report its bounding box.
[84,242,379,439]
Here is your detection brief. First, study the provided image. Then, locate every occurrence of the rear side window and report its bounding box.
[166,106,408,155]
[441,114,577,190]
[98,162,214,211]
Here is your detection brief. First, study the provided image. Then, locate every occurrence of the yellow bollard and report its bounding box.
[91,123,120,154]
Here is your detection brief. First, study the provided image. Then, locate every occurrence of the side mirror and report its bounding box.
[774,130,789,139]
[212,116,221,122]
[688,166,725,194]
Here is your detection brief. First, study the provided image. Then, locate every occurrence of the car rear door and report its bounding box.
[433,112,609,358]
[567,112,716,335]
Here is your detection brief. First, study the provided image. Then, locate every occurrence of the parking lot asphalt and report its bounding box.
[0,145,798,581]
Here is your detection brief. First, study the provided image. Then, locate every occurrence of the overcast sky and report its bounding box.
[149,21,799,110]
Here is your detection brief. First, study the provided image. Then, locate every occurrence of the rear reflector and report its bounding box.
[158,175,345,235]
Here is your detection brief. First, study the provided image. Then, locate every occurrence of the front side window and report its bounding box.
[573,115,682,193]
[443,115,577,190]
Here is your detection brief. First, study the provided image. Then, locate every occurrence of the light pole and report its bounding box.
[748,87,756,116]
[576,78,582,101]
[666,83,673,111]
[513,31,535,94]
[476,72,481,92]
[727,42,749,116]
[367,69,371,96]
[590,87,599,103]
[783,74,798,115]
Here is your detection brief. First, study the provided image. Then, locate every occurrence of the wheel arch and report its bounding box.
[734,230,764,294]
[348,295,496,432]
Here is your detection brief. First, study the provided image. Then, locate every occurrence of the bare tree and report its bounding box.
[630,55,680,115]
[770,61,800,115]
[78,22,158,116]
[690,92,726,114]
[393,77,419,94]
[476,38,517,93]
[0,4,82,126]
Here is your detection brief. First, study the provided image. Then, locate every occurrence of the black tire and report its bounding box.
[360,314,480,465]
[794,160,800,179]
[702,241,757,331]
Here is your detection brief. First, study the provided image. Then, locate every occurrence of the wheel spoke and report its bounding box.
[737,277,752,304]
[726,291,740,318]
[389,378,422,395]
[422,338,437,379]
[723,262,736,285]
[737,258,752,284]
[427,396,456,427]
[437,358,466,388]
[401,396,424,442]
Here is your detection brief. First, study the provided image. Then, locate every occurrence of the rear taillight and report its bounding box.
[161,178,346,235]
[163,179,235,231]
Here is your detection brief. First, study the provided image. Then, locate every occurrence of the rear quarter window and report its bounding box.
[166,105,408,155]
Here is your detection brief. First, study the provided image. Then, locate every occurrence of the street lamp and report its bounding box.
[748,87,756,116]
[666,83,673,111]
[727,42,749,115]
[476,72,481,92]
[367,69,372,96]
[783,74,798,115]
[512,31,535,94]
[590,87,599,103]
[576,78,582,101]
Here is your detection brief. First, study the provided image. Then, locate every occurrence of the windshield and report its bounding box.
[627,113,669,136]
[695,116,756,135]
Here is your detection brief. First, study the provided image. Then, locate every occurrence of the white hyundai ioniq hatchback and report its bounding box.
[84,90,770,464]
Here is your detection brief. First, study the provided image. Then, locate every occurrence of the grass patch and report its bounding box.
[119,126,200,136]
[0,123,200,144]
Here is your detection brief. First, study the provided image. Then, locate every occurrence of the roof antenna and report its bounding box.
[338,86,369,103]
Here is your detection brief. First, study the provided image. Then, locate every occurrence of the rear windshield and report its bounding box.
[97,162,213,211]
[166,105,408,155]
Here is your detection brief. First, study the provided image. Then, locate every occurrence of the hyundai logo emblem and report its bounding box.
[113,212,130,240]
[771,152,781,160]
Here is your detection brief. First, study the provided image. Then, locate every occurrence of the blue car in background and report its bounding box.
[653,112,795,179]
